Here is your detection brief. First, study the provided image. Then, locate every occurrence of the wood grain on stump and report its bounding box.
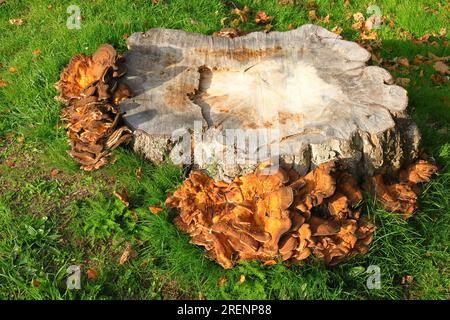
[118,24,420,181]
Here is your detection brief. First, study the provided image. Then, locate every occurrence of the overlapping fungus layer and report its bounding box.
[166,160,437,269]
[56,44,132,170]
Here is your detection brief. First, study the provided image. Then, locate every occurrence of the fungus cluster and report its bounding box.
[363,160,438,219]
[166,160,436,269]
[56,44,132,170]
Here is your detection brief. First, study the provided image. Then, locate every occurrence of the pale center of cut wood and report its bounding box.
[192,60,346,129]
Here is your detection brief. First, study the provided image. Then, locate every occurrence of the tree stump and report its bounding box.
[118,25,420,181]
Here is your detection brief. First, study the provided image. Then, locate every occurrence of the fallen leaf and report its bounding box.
[288,23,294,30]
[31,279,41,288]
[119,244,134,265]
[255,11,272,24]
[397,57,410,67]
[212,28,247,38]
[32,49,41,56]
[307,10,317,21]
[413,33,431,44]
[8,67,17,73]
[359,30,377,40]
[331,26,343,35]
[122,33,129,41]
[412,54,426,65]
[230,18,241,28]
[239,274,246,284]
[428,52,449,62]
[433,61,449,74]
[86,268,97,280]
[352,20,364,30]
[149,206,163,214]
[401,275,413,285]
[50,168,59,178]
[0,80,9,87]
[113,189,129,207]
[151,0,159,4]
[231,6,250,23]
[388,19,395,29]
[322,14,330,24]
[439,28,447,37]
[217,276,227,287]
[9,18,24,26]
[430,73,448,85]
[353,12,365,22]
[135,167,142,180]
[5,159,15,167]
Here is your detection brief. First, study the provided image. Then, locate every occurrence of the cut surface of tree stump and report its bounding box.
[118,24,420,181]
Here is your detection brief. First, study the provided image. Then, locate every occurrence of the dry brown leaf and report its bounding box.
[431,73,448,85]
[401,275,413,285]
[231,6,250,23]
[359,30,377,40]
[322,14,330,24]
[433,61,449,74]
[149,206,163,214]
[114,189,129,207]
[239,274,246,284]
[351,20,364,30]
[331,26,343,35]
[119,244,135,265]
[388,19,395,29]
[8,67,17,73]
[86,268,97,280]
[307,10,317,21]
[217,276,227,287]
[0,80,9,88]
[135,167,142,180]
[212,28,247,38]
[32,49,41,56]
[397,57,410,67]
[50,168,59,178]
[255,11,273,24]
[9,18,24,26]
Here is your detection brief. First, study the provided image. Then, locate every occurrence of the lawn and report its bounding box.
[0,0,449,300]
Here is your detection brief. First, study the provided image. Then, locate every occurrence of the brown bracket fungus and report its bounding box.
[56,44,133,170]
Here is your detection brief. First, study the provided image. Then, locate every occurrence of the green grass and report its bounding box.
[0,0,449,300]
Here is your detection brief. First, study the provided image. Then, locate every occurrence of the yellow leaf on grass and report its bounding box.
[9,18,24,26]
